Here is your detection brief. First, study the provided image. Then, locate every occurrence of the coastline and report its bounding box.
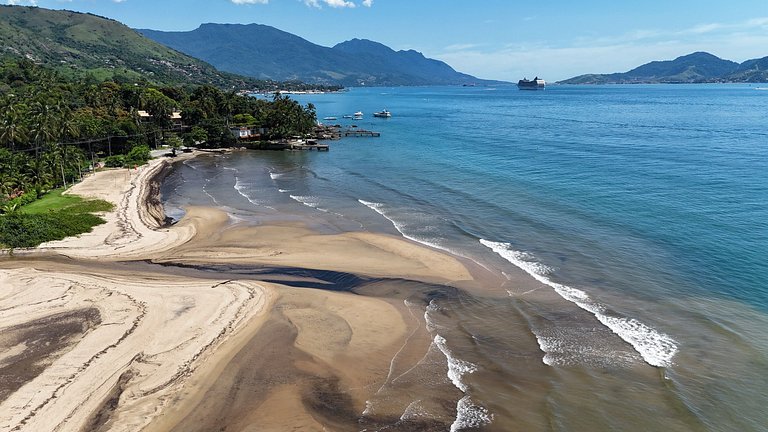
[0,153,478,431]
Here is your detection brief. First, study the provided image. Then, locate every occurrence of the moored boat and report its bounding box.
[373,109,391,118]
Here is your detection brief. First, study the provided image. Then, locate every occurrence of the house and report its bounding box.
[137,110,184,129]
[230,126,266,141]
[170,112,183,129]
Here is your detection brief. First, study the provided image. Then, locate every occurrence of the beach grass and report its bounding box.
[19,189,114,215]
[0,189,114,250]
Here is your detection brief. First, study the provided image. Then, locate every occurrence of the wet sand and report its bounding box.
[0,155,480,431]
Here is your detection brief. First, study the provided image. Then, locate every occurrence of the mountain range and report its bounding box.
[559,52,768,84]
[138,24,499,87]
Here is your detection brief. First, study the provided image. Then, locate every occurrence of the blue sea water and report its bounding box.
[163,84,768,431]
[291,84,768,308]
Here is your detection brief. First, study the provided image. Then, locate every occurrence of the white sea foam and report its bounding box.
[479,239,678,368]
[424,300,444,332]
[450,396,493,432]
[202,183,221,206]
[595,315,678,368]
[399,400,432,422]
[234,177,260,205]
[269,172,284,180]
[534,335,561,366]
[433,335,476,393]
[278,189,290,193]
[290,195,328,212]
[362,399,375,417]
[358,199,463,257]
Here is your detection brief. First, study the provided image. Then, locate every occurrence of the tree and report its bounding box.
[232,113,256,125]
[0,103,28,151]
[143,88,176,130]
[184,126,208,146]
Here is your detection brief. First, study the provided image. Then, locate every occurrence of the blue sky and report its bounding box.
[4,0,768,81]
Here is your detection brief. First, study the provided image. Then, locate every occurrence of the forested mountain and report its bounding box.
[727,56,768,82]
[559,52,768,84]
[138,24,500,86]
[0,5,278,88]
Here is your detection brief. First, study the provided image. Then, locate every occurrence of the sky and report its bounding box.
[3,0,768,81]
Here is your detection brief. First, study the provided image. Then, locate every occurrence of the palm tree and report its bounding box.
[56,105,80,187]
[0,103,28,151]
[29,102,59,192]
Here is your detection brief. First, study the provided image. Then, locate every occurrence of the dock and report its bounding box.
[342,129,380,137]
[242,140,329,151]
[288,141,329,151]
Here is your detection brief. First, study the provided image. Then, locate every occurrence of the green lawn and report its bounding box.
[0,189,115,250]
[20,189,114,215]
[19,188,82,214]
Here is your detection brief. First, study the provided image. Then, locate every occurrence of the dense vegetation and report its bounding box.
[0,58,316,222]
[0,189,113,250]
[139,24,498,86]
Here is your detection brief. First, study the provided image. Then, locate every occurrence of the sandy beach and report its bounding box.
[0,154,475,431]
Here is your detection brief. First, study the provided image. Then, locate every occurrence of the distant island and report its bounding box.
[559,52,768,84]
[138,24,505,87]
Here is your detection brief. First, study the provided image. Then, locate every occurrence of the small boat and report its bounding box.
[323,116,338,121]
[354,111,364,117]
[373,110,391,118]
[517,77,546,90]
[343,115,353,119]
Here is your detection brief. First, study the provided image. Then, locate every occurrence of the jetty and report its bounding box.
[233,123,379,152]
[288,139,329,151]
[240,140,328,151]
[343,129,380,137]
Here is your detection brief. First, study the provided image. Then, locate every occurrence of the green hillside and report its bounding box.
[559,52,767,84]
[0,5,265,88]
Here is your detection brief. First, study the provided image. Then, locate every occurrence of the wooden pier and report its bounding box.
[243,140,329,151]
[289,142,329,151]
[343,129,380,137]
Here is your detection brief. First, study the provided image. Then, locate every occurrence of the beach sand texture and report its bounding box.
[0,156,474,431]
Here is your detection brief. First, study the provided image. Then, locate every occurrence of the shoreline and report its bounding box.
[0,152,480,431]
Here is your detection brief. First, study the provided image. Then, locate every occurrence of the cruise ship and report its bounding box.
[517,77,546,90]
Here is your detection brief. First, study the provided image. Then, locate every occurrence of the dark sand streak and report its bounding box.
[0,308,101,402]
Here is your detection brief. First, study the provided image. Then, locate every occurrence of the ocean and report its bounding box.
[161,84,768,431]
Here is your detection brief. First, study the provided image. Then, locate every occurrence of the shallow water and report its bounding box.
[162,84,768,431]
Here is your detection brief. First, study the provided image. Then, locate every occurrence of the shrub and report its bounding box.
[104,154,126,168]
[1,190,38,214]
[0,211,105,249]
[125,144,151,167]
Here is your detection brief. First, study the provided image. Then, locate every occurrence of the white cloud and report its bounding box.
[4,0,39,5]
[444,43,478,52]
[230,0,269,4]
[322,0,356,7]
[302,0,368,8]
